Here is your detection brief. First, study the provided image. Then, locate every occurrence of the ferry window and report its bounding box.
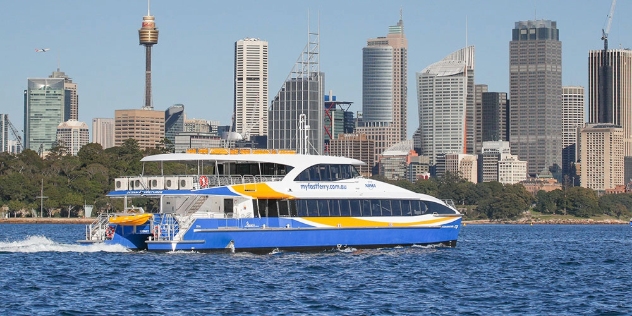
[330,165,341,181]
[278,200,290,217]
[401,200,411,216]
[426,201,455,214]
[296,169,310,181]
[350,199,361,217]
[289,200,297,217]
[318,165,329,181]
[318,199,330,216]
[381,200,392,216]
[297,200,309,216]
[350,166,360,178]
[362,200,371,216]
[340,165,352,180]
[371,200,381,216]
[307,200,318,216]
[329,199,341,216]
[309,166,320,181]
[420,202,429,215]
[257,199,268,217]
[253,200,261,217]
[411,200,422,216]
[268,200,279,217]
[391,200,402,216]
[339,199,351,216]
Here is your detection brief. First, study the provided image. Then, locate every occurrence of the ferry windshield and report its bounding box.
[294,164,360,181]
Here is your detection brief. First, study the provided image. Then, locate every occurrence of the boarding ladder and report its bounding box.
[85,213,112,241]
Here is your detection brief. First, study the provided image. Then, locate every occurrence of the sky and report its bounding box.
[1,0,631,139]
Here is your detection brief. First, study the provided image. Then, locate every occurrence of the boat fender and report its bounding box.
[105,226,115,239]
[153,225,160,239]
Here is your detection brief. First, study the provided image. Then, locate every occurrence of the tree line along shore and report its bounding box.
[1,139,632,222]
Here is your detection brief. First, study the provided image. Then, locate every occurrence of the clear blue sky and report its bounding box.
[1,0,630,138]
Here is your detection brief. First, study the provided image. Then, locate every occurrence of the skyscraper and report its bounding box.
[49,69,78,121]
[416,46,475,165]
[165,104,185,145]
[579,123,624,192]
[268,26,324,154]
[474,84,489,153]
[234,38,268,138]
[114,109,164,150]
[24,78,66,153]
[0,114,8,153]
[562,86,585,178]
[357,15,407,164]
[56,120,89,156]
[92,118,115,149]
[509,20,562,176]
[588,49,632,155]
[481,92,508,142]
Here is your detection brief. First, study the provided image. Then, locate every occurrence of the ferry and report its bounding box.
[80,148,462,252]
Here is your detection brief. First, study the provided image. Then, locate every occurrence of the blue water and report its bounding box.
[0,224,631,315]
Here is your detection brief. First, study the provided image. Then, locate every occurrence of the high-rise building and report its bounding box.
[92,118,115,149]
[324,92,354,151]
[474,84,489,153]
[56,120,89,156]
[328,133,375,177]
[165,104,185,145]
[234,38,268,138]
[49,69,78,121]
[562,86,585,178]
[268,28,324,154]
[114,109,165,150]
[509,20,562,176]
[356,15,407,164]
[443,153,478,183]
[24,78,66,153]
[579,123,624,192]
[481,92,508,142]
[417,46,475,165]
[588,49,632,155]
[0,114,8,153]
[138,1,159,109]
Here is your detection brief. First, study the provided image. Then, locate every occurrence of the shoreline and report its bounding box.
[0,218,94,224]
[464,218,629,225]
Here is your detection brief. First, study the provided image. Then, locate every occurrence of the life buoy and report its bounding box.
[199,175,209,188]
[153,225,161,239]
[105,226,115,239]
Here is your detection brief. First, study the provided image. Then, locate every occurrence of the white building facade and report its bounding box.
[234,38,268,138]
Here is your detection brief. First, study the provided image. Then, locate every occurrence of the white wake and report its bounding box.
[0,236,130,253]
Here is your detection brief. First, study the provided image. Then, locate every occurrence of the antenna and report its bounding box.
[465,16,468,48]
[148,0,151,15]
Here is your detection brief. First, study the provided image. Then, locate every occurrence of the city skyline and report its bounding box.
[1,1,631,138]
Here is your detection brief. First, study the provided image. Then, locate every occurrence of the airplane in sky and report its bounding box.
[35,48,50,52]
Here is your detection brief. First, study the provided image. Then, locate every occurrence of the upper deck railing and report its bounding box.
[113,174,284,191]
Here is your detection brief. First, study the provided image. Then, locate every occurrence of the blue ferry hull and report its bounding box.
[143,217,461,252]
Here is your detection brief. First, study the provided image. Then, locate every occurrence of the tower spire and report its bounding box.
[138,0,159,109]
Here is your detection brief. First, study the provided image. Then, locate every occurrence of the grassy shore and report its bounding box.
[0,217,94,224]
[464,212,629,225]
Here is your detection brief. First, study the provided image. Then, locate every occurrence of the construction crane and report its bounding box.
[6,118,23,151]
[601,0,617,52]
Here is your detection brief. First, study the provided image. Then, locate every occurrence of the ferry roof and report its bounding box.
[141,153,366,167]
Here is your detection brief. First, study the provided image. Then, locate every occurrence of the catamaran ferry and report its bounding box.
[80,148,462,252]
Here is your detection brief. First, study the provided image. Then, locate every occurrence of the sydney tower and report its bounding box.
[138,2,158,109]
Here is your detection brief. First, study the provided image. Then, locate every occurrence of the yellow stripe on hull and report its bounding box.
[230,183,293,199]
[109,213,153,226]
[297,216,456,228]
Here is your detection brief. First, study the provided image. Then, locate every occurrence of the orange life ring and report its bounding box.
[199,175,209,188]
[153,225,160,239]
[105,226,115,239]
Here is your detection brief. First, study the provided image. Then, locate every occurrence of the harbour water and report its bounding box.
[0,224,630,315]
